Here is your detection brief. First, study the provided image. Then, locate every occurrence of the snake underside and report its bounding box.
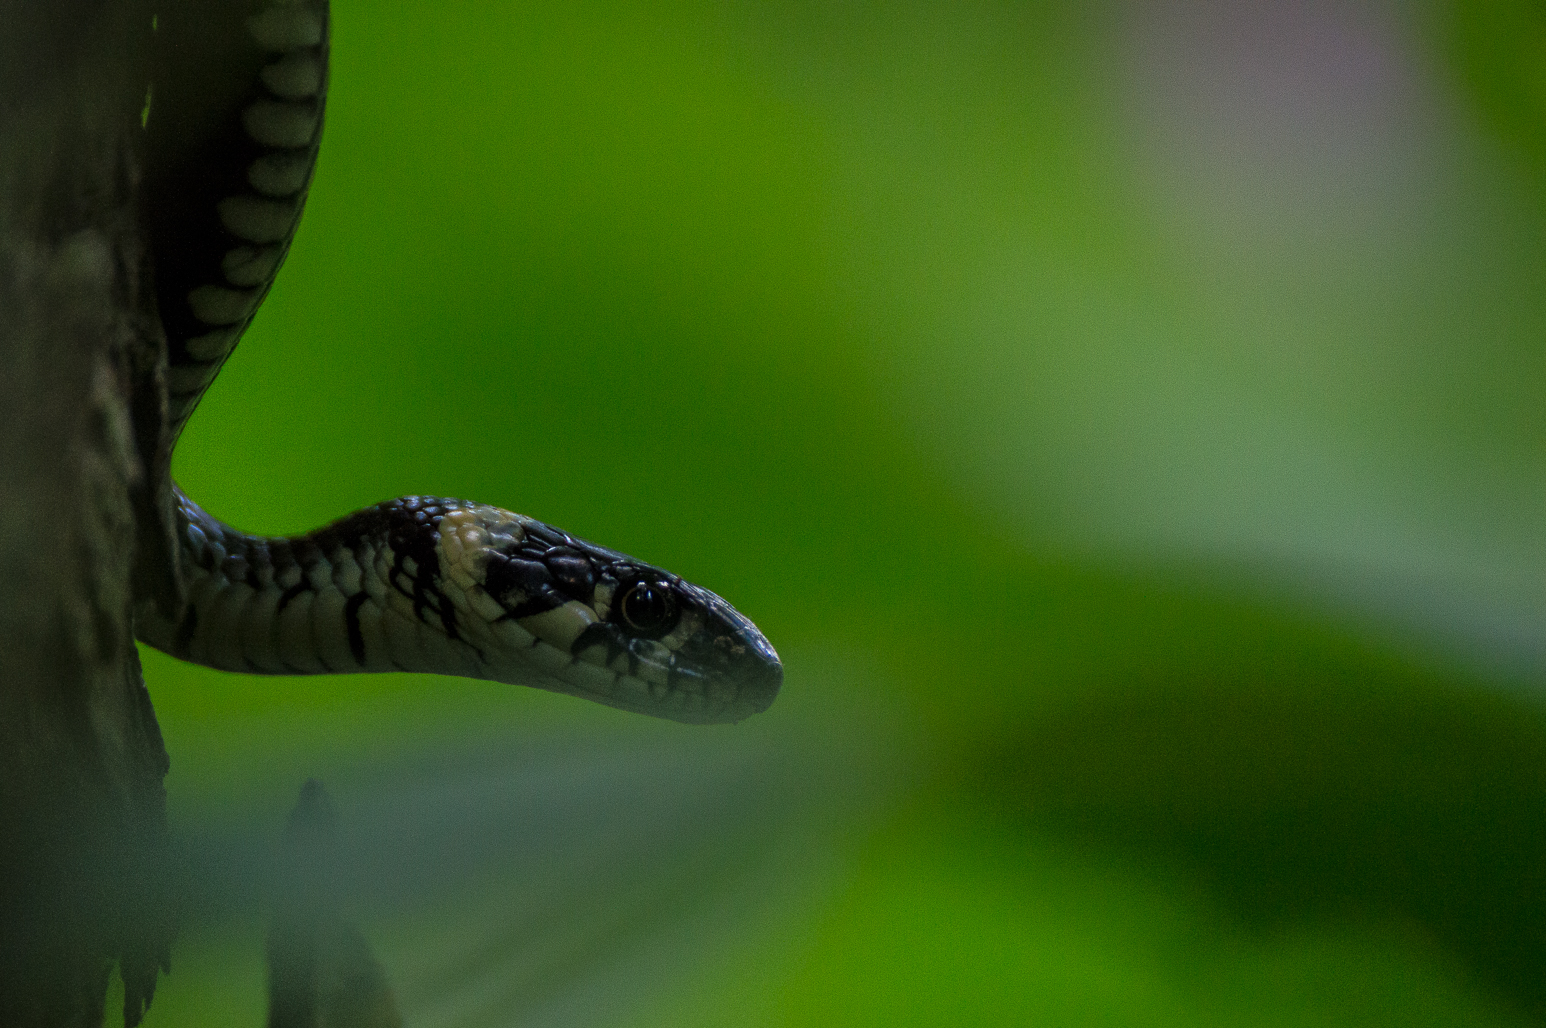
[134,0,781,724]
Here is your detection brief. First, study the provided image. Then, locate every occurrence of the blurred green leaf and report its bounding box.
[138,1,1546,1024]
[1450,0,1546,183]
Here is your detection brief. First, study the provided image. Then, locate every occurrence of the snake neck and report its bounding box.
[136,489,467,679]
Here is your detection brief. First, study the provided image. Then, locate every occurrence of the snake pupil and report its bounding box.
[619,580,677,636]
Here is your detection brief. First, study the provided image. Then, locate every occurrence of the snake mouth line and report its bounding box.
[485,632,777,725]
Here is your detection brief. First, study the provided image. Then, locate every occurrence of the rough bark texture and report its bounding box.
[0,1,174,1025]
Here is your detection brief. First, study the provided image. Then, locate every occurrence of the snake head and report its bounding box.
[437,503,782,724]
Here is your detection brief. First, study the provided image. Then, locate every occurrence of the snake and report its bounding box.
[131,0,781,725]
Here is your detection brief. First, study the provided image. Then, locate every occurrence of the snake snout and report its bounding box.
[676,588,782,722]
[727,626,783,719]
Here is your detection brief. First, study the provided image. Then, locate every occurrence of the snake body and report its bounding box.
[134,0,781,725]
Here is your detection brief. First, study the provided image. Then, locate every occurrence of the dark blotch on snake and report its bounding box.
[276,580,309,612]
[344,591,369,664]
[571,621,626,665]
[175,606,198,651]
[484,548,561,621]
[381,500,462,640]
[545,549,596,604]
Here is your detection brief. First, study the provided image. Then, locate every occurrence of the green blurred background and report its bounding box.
[133,0,1546,1024]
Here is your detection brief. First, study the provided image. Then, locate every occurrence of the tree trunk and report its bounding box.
[0,1,173,1025]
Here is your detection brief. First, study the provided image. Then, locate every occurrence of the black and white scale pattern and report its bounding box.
[134,0,782,724]
[145,0,329,437]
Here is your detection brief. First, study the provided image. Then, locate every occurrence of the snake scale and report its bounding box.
[133,0,781,724]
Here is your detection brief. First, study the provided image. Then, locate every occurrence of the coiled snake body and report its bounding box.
[133,0,781,724]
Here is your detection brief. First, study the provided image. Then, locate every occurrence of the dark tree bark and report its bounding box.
[0,1,174,1025]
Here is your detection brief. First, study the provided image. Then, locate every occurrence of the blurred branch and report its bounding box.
[0,1,172,1026]
[269,781,402,1028]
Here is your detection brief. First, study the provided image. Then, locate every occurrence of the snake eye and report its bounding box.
[617,580,678,637]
